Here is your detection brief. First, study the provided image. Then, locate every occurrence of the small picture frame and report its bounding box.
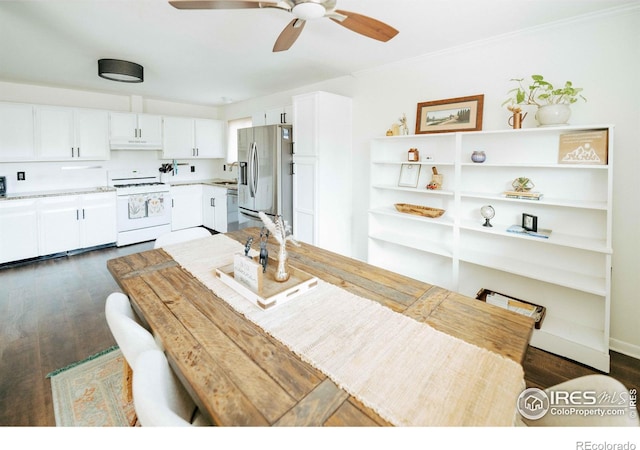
[522,213,538,232]
[398,163,421,188]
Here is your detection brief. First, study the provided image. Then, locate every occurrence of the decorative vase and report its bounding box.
[471,151,486,163]
[274,244,290,282]
[535,104,571,126]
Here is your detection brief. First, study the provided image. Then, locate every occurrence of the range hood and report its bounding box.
[110,138,162,151]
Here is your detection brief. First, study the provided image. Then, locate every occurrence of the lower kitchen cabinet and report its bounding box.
[0,199,39,264]
[38,192,116,255]
[202,185,227,233]
[171,184,203,230]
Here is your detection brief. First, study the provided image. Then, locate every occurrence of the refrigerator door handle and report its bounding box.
[253,142,259,196]
[248,142,256,198]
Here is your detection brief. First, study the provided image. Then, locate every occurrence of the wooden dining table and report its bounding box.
[107,228,534,426]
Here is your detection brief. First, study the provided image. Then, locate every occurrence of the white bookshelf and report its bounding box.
[368,125,613,371]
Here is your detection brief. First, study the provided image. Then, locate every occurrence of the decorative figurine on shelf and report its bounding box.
[481,205,495,227]
[258,211,299,282]
[259,227,269,273]
[426,166,442,190]
[399,113,409,135]
[512,177,535,192]
[244,237,254,257]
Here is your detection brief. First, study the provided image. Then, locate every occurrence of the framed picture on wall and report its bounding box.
[415,94,484,134]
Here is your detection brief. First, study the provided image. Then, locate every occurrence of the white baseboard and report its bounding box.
[610,338,640,361]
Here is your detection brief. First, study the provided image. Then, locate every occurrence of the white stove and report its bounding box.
[108,170,172,246]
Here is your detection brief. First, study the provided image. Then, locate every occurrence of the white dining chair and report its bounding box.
[153,227,211,248]
[133,349,211,426]
[104,292,160,424]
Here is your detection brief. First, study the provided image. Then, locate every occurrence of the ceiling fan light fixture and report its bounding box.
[98,59,144,83]
[292,2,325,20]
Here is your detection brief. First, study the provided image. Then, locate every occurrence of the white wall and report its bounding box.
[0,81,229,192]
[222,6,640,357]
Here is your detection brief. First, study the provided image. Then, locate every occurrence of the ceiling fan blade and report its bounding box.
[169,0,281,9]
[330,9,398,42]
[273,19,306,52]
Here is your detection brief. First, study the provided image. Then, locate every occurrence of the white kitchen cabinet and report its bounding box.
[368,125,614,372]
[291,92,352,255]
[0,102,35,161]
[109,112,163,149]
[81,193,117,247]
[253,105,293,126]
[171,184,203,230]
[0,199,39,264]
[162,117,225,159]
[38,192,117,255]
[202,185,228,232]
[38,195,82,255]
[36,106,109,160]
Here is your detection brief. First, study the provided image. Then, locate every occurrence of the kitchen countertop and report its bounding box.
[0,178,238,201]
[0,179,238,202]
[168,178,238,191]
[0,186,115,201]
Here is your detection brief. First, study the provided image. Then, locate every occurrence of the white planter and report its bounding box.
[535,104,571,126]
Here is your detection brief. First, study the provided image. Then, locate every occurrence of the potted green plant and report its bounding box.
[502,74,586,126]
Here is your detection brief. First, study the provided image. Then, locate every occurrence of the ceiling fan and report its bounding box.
[169,0,399,52]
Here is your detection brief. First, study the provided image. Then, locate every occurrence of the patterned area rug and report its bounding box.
[47,347,135,427]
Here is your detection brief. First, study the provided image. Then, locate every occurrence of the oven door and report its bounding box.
[117,191,172,232]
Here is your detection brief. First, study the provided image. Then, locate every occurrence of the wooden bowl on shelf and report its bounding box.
[394,203,445,218]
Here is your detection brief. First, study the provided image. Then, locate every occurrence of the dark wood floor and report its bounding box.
[1,242,638,426]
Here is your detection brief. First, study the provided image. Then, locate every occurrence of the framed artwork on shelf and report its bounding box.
[398,163,421,187]
[415,94,484,134]
[522,213,538,232]
[558,130,608,165]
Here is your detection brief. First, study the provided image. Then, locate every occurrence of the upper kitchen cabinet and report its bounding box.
[0,102,35,161]
[162,116,225,159]
[252,105,293,126]
[109,112,163,150]
[36,106,109,160]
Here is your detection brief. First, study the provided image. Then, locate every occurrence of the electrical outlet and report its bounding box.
[17,171,25,181]
[190,165,195,173]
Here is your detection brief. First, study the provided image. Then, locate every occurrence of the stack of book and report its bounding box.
[506,225,551,239]
[503,190,543,200]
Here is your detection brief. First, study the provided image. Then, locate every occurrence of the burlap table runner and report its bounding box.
[164,234,525,426]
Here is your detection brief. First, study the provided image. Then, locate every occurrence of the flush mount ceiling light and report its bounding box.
[292,2,326,20]
[98,59,144,83]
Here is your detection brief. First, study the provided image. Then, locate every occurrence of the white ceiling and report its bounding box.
[0,0,635,107]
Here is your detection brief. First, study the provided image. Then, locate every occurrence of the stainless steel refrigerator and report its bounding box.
[237,124,293,230]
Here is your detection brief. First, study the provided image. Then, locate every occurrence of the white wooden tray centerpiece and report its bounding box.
[215,212,317,310]
[215,254,318,310]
